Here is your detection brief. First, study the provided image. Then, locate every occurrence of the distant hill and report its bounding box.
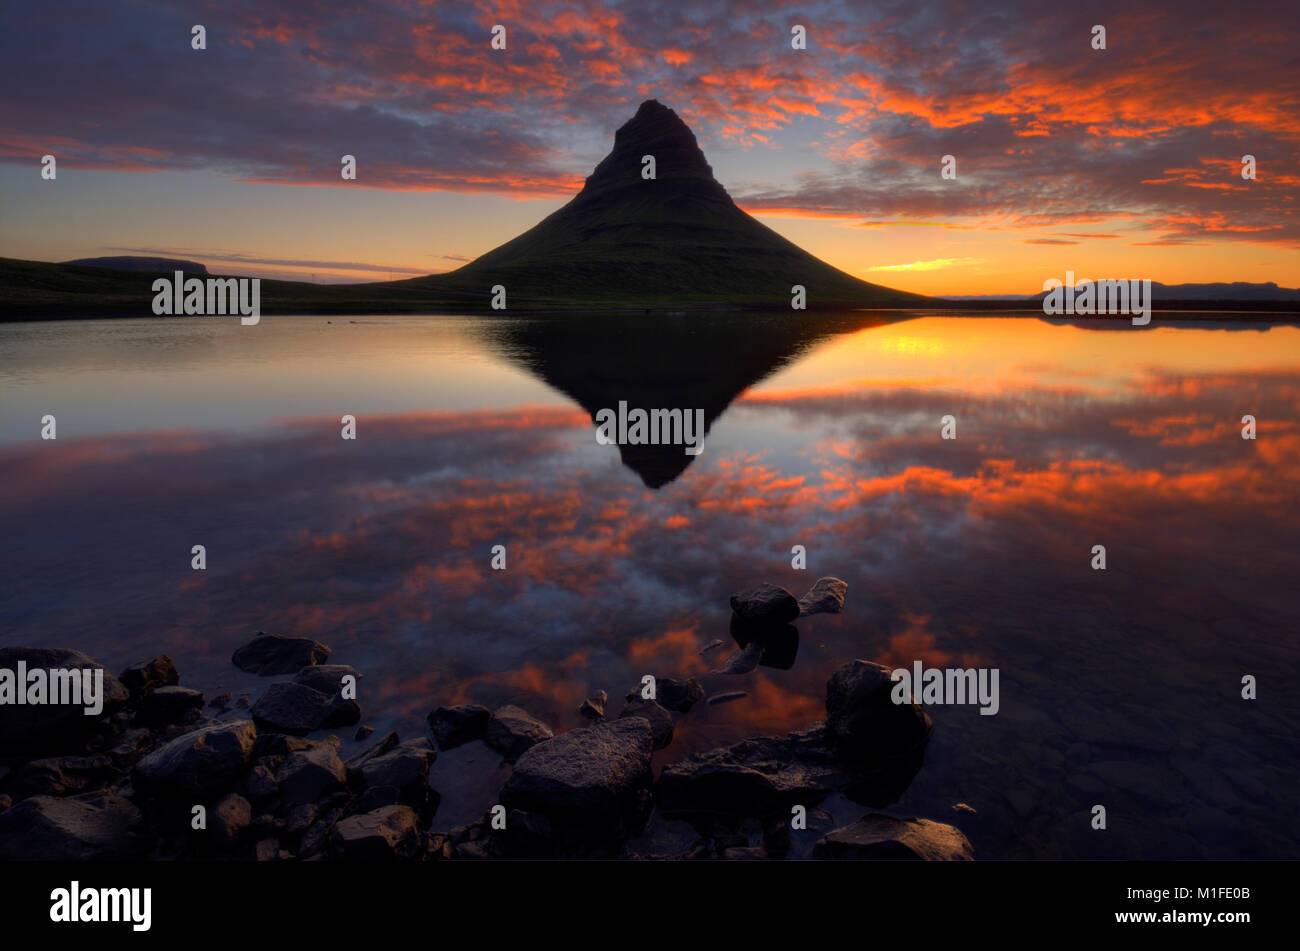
[62,255,209,275]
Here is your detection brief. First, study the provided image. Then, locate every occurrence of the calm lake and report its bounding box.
[2,311,1298,858]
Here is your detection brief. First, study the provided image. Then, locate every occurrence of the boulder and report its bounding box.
[231,632,330,675]
[729,583,799,626]
[136,685,204,724]
[501,718,654,825]
[427,704,491,750]
[211,793,252,847]
[359,739,437,809]
[134,719,256,798]
[251,681,358,735]
[485,705,554,760]
[13,754,116,798]
[118,654,180,698]
[813,814,974,860]
[291,664,361,697]
[797,577,848,616]
[618,698,674,750]
[0,792,145,860]
[276,743,347,806]
[332,805,421,860]
[825,660,932,761]
[0,647,129,753]
[656,677,705,712]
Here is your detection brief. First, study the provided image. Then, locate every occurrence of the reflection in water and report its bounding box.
[1,314,1298,858]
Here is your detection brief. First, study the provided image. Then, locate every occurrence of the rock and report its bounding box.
[134,719,256,798]
[231,632,330,675]
[106,729,154,769]
[502,719,654,827]
[211,793,251,846]
[250,681,358,735]
[291,664,361,697]
[485,705,554,761]
[713,641,762,675]
[253,837,279,861]
[723,846,767,860]
[813,815,974,860]
[502,809,554,858]
[797,577,848,616]
[242,764,278,803]
[579,698,605,720]
[656,677,705,712]
[332,805,421,860]
[359,739,437,809]
[0,792,144,860]
[355,725,374,740]
[208,693,232,710]
[825,660,932,761]
[13,755,116,798]
[729,583,799,626]
[427,704,491,750]
[136,685,204,724]
[707,691,748,706]
[698,639,726,654]
[0,647,129,753]
[276,743,347,806]
[618,698,674,750]
[657,726,852,816]
[118,655,180,698]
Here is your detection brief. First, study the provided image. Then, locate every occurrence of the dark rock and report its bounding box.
[134,719,256,798]
[136,685,204,724]
[0,647,129,754]
[656,677,705,712]
[713,640,762,675]
[0,792,145,860]
[355,725,374,741]
[729,583,799,626]
[485,705,554,760]
[291,664,361,697]
[106,730,154,769]
[618,698,674,750]
[723,846,767,860]
[242,764,278,803]
[813,814,974,860]
[208,693,232,710]
[13,755,116,798]
[579,698,605,720]
[707,691,748,706]
[726,616,799,669]
[332,805,421,860]
[231,632,330,675]
[698,639,726,654]
[276,743,347,806]
[797,577,848,616]
[501,808,554,858]
[251,681,358,735]
[253,837,279,861]
[211,793,251,846]
[359,739,437,810]
[825,660,932,761]
[118,655,179,698]
[501,718,654,827]
[427,704,491,751]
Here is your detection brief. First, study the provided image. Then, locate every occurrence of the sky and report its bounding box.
[1,0,1297,294]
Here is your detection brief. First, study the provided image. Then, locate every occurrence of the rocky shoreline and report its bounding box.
[0,581,974,861]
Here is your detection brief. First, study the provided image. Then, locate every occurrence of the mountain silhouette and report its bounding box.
[403,100,927,309]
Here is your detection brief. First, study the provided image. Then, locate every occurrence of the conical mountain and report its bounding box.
[413,100,927,308]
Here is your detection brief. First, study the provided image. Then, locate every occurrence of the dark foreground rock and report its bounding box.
[118,654,180,699]
[134,719,257,798]
[797,577,848,616]
[0,792,145,860]
[501,719,654,852]
[427,704,491,750]
[813,814,974,860]
[655,676,705,712]
[231,632,331,675]
[332,804,421,860]
[0,647,129,754]
[729,583,800,626]
[825,660,932,762]
[136,685,204,725]
[485,705,554,760]
[618,698,674,750]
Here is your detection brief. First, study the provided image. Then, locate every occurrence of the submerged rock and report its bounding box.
[797,577,848,617]
[729,583,800,626]
[485,705,554,761]
[231,632,330,675]
[134,719,256,798]
[813,815,974,860]
[825,660,932,762]
[427,704,491,751]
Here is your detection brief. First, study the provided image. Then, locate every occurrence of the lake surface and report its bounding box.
[2,312,1298,858]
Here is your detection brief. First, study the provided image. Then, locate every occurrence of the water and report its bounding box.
[2,312,1298,857]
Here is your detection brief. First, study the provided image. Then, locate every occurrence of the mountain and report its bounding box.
[62,256,209,275]
[401,100,926,309]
